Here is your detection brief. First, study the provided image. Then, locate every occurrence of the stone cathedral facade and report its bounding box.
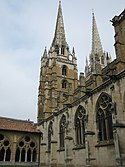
[37,2,125,167]
[0,1,125,167]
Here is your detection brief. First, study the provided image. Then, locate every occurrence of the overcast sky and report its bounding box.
[0,0,124,122]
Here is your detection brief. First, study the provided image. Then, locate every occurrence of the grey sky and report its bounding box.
[0,0,124,122]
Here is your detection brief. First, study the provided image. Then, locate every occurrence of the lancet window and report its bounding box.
[0,134,11,162]
[62,79,67,89]
[59,115,66,149]
[48,121,53,152]
[96,92,114,143]
[15,136,37,162]
[75,106,86,146]
[101,55,104,64]
[55,45,59,54]
[61,46,65,55]
[62,65,67,76]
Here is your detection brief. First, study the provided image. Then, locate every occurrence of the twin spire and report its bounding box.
[42,2,111,76]
[52,1,104,59]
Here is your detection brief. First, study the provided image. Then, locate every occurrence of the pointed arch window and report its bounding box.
[101,55,104,64]
[61,45,65,55]
[62,79,67,89]
[96,93,114,143]
[48,121,53,152]
[59,115,66,149]
[75,106,86,146]
[0,134,11,162]
[55,45,59,54]
[62,65,67,76]
[15,136,37,162]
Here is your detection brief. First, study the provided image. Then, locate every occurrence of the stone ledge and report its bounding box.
[113,122,125,128]
[72,145,85,150]
[85,130,95,135]
[57,148,65,152]
[95,141,114,147]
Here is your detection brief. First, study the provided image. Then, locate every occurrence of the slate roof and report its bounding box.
[0,117,41,133]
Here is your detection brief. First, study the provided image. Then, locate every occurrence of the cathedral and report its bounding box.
[37,1,125,167]
[0,1,125,167]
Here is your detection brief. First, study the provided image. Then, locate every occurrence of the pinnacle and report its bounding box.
[43,47,47,58]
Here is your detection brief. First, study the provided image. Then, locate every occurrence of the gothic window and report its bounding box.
[96,92,114,143]
[15,136,37,162]
[62,65,67,76]
[101,55,104,64]
[33,148,37,162]
[0,134,11,162]
[55,45,59,54]
[48,121,53,152]
[95,54,100,62]
[62,79,67,89]
[27,149,31,162]
[61,45,65,55]
[75,106,86,146]
[59,115,66,149]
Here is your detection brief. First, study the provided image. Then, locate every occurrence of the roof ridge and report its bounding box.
[0,116,34,123]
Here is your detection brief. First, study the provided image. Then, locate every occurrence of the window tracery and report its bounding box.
[62,79,67,89]
[61,46,65,55]
[0,134,11,162]
[15,136,37,162]
[96,92,114,143]
[59,115,66,149]
[62,65,67,76]
[48,121,53,152]
[75,106,86,146]
[55,45,59,54]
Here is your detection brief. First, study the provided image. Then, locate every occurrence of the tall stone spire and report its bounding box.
[85,11,111,78]
[38,1,78,122]
[52,1,67,47]
[91,11,103,55]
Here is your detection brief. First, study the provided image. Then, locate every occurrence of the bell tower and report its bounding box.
[37,1,78,122]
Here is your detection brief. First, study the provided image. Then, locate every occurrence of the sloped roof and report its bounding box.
[0,117,41,134]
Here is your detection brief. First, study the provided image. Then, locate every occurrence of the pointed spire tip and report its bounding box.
[92,8,94,17]
[72,47,75,54]
[59,0,61,6]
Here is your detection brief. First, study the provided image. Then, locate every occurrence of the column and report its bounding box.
[64,136,73,166]
[51,141,58,165]
[40,143,47,166]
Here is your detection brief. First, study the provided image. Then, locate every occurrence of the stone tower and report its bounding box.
[85,11,111,78]
[37,1,78,122]
[112,9,125,61]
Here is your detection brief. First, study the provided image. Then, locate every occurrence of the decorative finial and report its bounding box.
[72,47,75,54]
[92,8,94,17]
[43,46,47,58]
